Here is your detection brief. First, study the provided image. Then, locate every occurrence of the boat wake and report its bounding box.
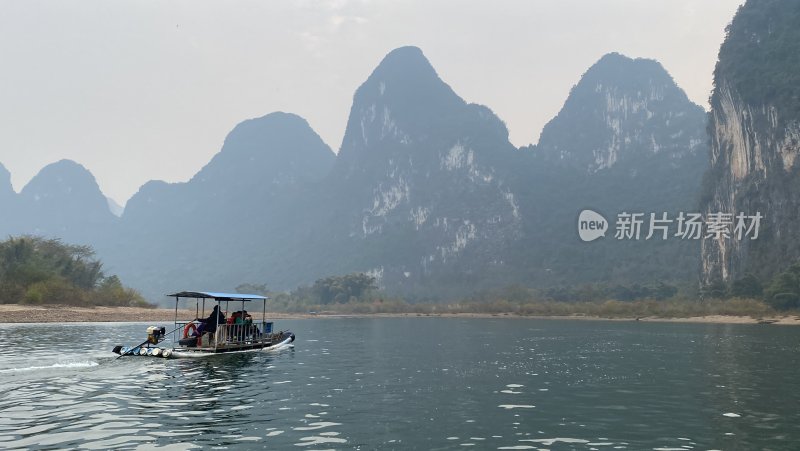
[0,360,99,373]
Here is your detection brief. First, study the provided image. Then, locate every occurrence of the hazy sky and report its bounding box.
[0,0,744,204]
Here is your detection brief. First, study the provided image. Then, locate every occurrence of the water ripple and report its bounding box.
[0,319,798,449]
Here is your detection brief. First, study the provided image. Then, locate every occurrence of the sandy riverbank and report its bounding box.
[0,304,328,323]
[0,304,799,325]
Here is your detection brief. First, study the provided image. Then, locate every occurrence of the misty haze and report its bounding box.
[1,1,800,450]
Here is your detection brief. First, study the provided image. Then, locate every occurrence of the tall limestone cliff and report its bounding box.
[516,52,709,286]
[701,0,800,285]
[321,46,523,296]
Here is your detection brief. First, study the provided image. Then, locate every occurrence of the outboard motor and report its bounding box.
[146,326,166,344]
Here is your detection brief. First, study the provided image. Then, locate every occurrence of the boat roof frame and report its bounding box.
[167,291,268,301]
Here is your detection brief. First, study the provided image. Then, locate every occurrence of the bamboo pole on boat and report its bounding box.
[174,296,178,340]
[262,298,266,345]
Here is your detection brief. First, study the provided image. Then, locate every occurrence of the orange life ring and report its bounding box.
[183,322,197,338]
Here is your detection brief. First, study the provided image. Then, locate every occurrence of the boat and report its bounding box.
[112,290,295,359]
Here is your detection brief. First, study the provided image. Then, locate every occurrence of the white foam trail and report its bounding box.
[0,361,99,373]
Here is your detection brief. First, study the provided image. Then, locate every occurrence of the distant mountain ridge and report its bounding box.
[1,47,710,300]
[0,160,116,246]
[104,112,335,295]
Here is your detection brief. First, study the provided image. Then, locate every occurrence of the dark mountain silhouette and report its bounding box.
[104,112,335,297]
[14,160,117,245]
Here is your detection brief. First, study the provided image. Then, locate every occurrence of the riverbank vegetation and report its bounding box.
[271,296,777,319]
[0,236,152,307]
[237,273,792,319]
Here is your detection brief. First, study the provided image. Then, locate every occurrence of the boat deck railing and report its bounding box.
[216,322,272,345]
[172,320,275,349]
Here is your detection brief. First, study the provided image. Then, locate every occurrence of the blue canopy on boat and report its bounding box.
[167,291,268,301]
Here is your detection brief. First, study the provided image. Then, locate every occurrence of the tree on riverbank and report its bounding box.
[0,236,151,307]
[764,263,800,310]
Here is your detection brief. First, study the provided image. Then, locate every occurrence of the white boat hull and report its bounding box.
[170,334,295,358]
[114,332,295,359]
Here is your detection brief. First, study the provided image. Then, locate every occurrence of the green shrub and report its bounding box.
[24,277,87,305]
[764,263,800,310]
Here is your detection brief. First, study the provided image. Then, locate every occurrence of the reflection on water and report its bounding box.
[0,319,798,449]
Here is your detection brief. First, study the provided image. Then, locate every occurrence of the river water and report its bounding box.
[0,317,798,450]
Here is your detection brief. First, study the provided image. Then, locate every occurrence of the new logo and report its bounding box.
[578,209,608,242]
